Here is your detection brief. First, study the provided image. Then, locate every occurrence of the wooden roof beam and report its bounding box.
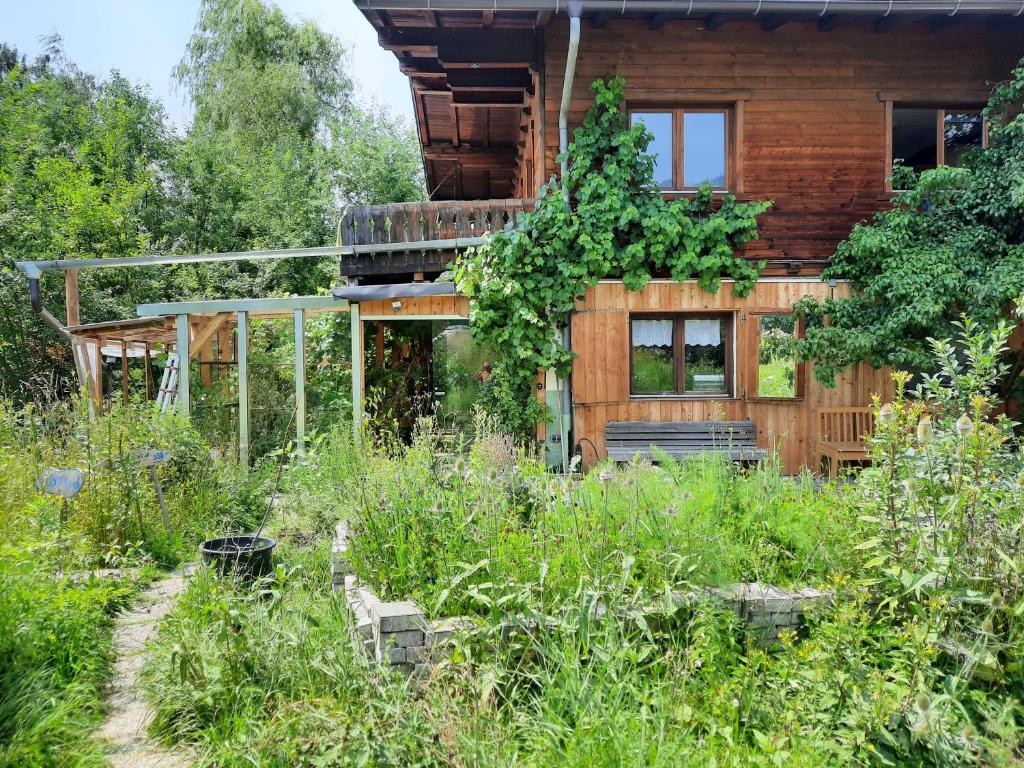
[760,13,797,30]
[704,13,735,30]
[422,145,517,169]
[648,12,674,29]
[874,14,920,31]
[817,14,861,30]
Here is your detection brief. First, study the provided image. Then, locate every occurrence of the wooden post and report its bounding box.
[120,340,130,406]
[65,269,80,326]
[91,340,103,411]
[351,303,363,437]
[294,308,306,456]
[217,326,231,396]
[143,342,153,401]
[237,311,250,468]
[375,322,385,367]
[175,314,190,417]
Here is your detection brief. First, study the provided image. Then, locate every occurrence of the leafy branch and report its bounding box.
[455,77,771,434]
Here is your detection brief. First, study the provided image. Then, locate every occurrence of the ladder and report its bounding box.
[156,352,179,412]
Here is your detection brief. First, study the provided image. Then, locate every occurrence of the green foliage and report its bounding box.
[1,5,423,407]
[455,77,771,433]
[299,418,855,616]
[0,549,142,767]
[794,57,1024,389]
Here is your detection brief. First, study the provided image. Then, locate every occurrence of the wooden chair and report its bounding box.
[815,407,875,479]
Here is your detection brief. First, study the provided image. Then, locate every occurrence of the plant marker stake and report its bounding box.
[134,449,173,535]
[36,468,85,576]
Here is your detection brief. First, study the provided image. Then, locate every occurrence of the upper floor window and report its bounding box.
[630,107,730,191]
[892,106,985,173]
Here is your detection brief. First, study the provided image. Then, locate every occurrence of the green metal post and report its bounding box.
[350,302,362,438]
[175,313,190,417]
[294,308,306,456]
[237,310,250,468]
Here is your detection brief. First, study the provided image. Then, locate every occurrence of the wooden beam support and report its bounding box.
[120,340,130,406]
[175,314,190,418]
[760,14,795,30]
[144,342,153,401]
[188,314,228,360]
[704,13,734,30]
[648,12,673,29]
[65,269,80,326]
[422,145,517,168]
[294,308,306,457]
[817,14,859,30]
[874,15,919,32]
[237,311,250,467]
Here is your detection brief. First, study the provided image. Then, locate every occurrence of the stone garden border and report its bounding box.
[331,521,833,673]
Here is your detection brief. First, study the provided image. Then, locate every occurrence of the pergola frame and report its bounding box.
[137,296,352,466]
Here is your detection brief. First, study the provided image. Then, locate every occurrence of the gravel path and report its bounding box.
[99,569,194,768]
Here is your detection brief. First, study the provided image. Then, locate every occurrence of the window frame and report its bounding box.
[629,312,734,398]
[885,102,988,190]
[628,105,734,193]
[749,311,806,402]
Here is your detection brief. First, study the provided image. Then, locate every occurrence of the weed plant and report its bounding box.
[290,415,859,616]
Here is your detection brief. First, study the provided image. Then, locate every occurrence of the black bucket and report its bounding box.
[201,535,276,579]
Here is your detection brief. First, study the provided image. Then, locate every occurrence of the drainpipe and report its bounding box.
[28,275,71,341]
[559,0,583,204]
[553,0,582,471]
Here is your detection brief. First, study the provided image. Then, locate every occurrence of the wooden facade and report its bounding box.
[543,19,1024,271]
[571,280,894,473]
[351,5,1024,471]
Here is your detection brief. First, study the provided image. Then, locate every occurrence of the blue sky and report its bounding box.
[2,0,415,131]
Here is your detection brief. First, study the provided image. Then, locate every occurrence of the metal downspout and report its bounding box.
[28,276,93,404]
[555,0,582,471]
[559,0,583,204]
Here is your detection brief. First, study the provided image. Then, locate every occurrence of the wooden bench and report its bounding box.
[815,407,875,479]
[605,421,768,464]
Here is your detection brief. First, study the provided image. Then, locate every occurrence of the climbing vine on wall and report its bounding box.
[454,77,772,434]
[793,56,1024,393]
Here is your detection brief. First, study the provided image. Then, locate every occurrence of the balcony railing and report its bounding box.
[340,199,534,248]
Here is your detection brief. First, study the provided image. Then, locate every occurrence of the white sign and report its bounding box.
[37,468,85,499]
[132,449,173,468]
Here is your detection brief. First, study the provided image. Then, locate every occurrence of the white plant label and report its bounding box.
[133,448,173,468]
[37,468,85,498]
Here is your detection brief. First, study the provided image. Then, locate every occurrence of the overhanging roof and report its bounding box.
[356,0,1024,202]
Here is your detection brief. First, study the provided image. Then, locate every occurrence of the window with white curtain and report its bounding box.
[630,314,732,396]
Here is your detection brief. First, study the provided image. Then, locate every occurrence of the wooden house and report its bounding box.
[18,1,1024,474]
[343,0,1024,473]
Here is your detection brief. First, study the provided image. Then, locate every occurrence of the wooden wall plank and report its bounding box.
[571,280,894,473]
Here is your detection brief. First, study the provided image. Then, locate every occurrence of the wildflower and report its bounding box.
[454,457,467,476]
[981,617,994,634]
[955,414,974,436]
[663,504,679,517]
[731,698,740,708]
[693,657,702,669]
[903,478,917,494]
[916,417,933,444]
[915,692,930,712]
[487,467,499,483]
[990,592,1004,609]
[598,469,614,485]
[962,722,978,741]
[879,403,895,423]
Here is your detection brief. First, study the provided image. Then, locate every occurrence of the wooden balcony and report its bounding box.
[340,198,534,248]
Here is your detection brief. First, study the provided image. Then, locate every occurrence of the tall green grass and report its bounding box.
[0,396,263,766]
[287,420,861,616]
